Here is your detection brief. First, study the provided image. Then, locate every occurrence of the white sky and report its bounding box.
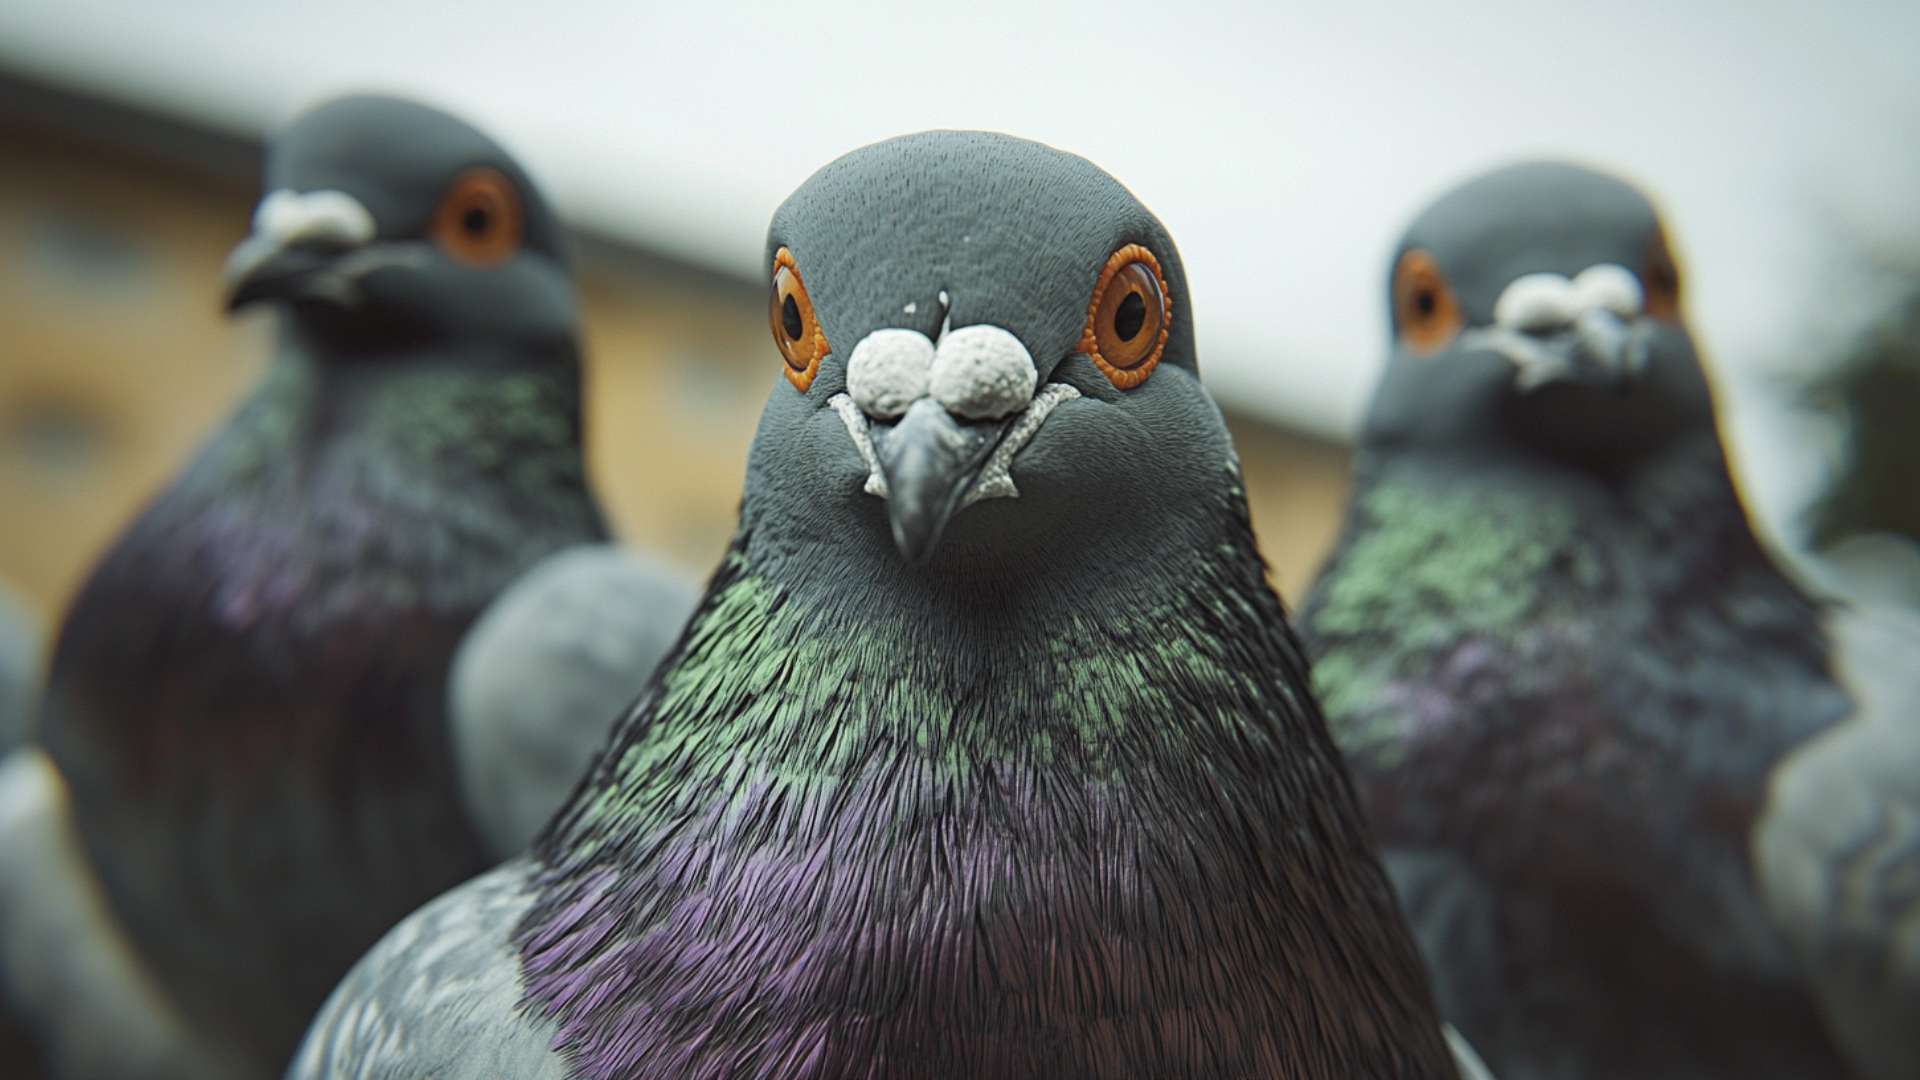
[2,0,1917,526]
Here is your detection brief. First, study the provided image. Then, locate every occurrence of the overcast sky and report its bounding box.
[3,0,1916,527]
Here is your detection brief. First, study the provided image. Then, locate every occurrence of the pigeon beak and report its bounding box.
[223,236,349,312]
[1491,310,1654,394]
[1563,309,1649,391]
[223,188,378,313]
[871,398,1011,564]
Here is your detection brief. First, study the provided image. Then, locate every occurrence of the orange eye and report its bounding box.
[1643,230,1682,323]
[1392,248,1463,355]
[769,247,828,392]
[431,168,523,267]
[1079,244,1172,389]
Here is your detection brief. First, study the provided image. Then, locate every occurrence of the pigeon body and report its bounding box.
[1301,162,1853,1079]
[0,584,39,758]
[293,131,1460,1079]
[1756,270,1920,1080]
[26,95,689,1075]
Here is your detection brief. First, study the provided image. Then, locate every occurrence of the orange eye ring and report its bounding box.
[1643,230,1683,324]
[1392,248,1463,355]
[1079,244,1172,389]
[431,167,523,267]
[769,247,828,391]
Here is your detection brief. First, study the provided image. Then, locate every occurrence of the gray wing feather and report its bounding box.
[1756,604,1920,1080]
[0,749,249,1080]
[0,585,41,757]
[452,544,697,858]
[287,861,568,1080]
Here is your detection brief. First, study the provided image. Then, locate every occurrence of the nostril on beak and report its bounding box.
[929,325,1036,420]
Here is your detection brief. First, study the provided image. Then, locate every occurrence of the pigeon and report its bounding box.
[1299,160,1855,1079]
[0,583,40,759]
[16,94,694,1077]
[290,130,1472,1079]
[1755,267,1920,1080]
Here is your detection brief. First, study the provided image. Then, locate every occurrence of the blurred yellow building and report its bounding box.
[0,73,1351,636]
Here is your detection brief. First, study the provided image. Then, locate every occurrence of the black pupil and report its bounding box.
[1414,288,1436,317]
[1114,291,1147,341]
[781,294,804,341]
[462,206,491,235]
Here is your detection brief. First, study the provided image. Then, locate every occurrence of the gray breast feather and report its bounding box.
[287,860,567,1080]
[451,544,698,858]
[1756,605,1920,1080]
[0,584,41,756]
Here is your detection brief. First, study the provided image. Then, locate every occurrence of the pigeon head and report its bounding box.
[1363,161,1714,471]
[225,94,575,356]
[749,131,1222,572]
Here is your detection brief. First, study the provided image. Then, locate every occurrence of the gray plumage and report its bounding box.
[284,862,565,1080]
[451,545,697,856]
[0,585,39,758]
[1753,254,1920,1080]
[1756,605,1920,1080]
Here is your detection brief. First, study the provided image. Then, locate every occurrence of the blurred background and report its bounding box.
[0,0,1915,626]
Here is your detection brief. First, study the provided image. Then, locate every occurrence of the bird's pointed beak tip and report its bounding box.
[220,236,349,315]
[873,400,1006,565]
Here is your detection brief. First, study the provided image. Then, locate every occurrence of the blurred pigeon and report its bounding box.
[0,583,39,760]
[1756,605,1920,1080]
[291,131,1471,1078]
[0,586,43,1078]
[1755,266,1920,1080]
[17,95,693,1076]
[1301,162,1854,1079]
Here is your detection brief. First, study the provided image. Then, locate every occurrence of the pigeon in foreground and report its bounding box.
[291,130,1473,1079]
[15,94,693,1077]
[1300,161,1854,1079]
[1756,268,1920,1080]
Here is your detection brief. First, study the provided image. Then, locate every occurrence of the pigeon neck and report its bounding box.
[518,473,1452,1077]
[577,471,1304,784]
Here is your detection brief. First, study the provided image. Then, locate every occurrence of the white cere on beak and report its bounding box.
[1494,264,1645,332]
[846,329,935,419]
[1493,273,1581,332]
[830,316,1075,507]
[1469,263,1654,391]
[1571,264,1643,318]
[251,189,377,248]
[929,324,1038,420]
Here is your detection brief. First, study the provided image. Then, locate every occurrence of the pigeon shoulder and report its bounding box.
[1755,603,1920,1080]
[288,860,568,1080]
[0,584,40,756]
[450,544,698,857]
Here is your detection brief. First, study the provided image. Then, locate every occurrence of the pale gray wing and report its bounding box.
[451,544,698,858]
[0,584,41,757]
[0,749,250,1080]
[1755,604,1920,1080]
[287,860,568,1080]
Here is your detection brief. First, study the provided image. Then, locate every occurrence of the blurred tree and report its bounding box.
[1802,269,1920,552]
